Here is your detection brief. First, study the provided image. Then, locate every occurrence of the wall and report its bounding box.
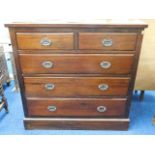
[135,19,155,90]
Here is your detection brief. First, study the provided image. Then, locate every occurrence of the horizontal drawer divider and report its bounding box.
[25,117,129,121]
[19,53,134,56]
[18,50,136,54]
[24,76,130,81]
[26,97,127,100]
[26,95,129,98]
[22,74,132,77]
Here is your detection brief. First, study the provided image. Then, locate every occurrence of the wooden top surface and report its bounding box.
[5,19,148,28]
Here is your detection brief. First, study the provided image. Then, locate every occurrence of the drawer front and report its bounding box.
[16,33,74,50]
[27,98,126,117]
[24,77,130,97]
[20,54,134,74]
[79,33,137,50]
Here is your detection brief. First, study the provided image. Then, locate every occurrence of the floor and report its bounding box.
[0,81,155,135]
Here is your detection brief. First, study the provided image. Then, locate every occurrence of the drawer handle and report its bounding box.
[100,61,111,69]
[44,83,55,90]
[42,61,53,68]
[102,39,113,47]
[98,84,109,91]
[97,106,107,113]
[40,38,52,46]
[47,105,57,112]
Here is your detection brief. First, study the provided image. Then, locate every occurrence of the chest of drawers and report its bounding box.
[6,20,147,130]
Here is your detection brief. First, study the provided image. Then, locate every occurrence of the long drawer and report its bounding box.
[20,54,134,74]
[24,77,130,97]
[16,33,74,50]
[27,98,126,117]
[79,33,137,50]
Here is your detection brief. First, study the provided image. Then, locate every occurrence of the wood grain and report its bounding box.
[24,77,130,97]
[24,117,130,130]
[27,98,126,117]
[79,33,137,50]
[16,33,74,50]
[19,54,134,74]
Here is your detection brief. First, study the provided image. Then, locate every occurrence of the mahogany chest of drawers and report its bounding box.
[6,20,147,130]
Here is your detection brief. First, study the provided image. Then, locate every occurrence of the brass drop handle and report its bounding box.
[40,38,52,46]
[100,61,111,69]
[42,61,53,68]
[98,84,109,91]
[97,106,107,113]
[44,83,55,90]
[47,105,57,112]
[102,39,113,47]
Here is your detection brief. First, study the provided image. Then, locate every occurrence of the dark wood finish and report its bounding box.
[24,118,129,130]
[27,98,126,117]
[18,49,136,54]
[16,33,74,50]
[22,73,131,77]
[79,33,137,50]
[5,21,147,130]
[24,77,130,97]
[19,54,134,74]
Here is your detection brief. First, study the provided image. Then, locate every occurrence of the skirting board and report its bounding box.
[24,118,130,130]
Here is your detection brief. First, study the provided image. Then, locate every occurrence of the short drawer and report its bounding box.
[27,98,127,117]
[24,77,130,97]
[20,54,134,75]
[79,33,137,50]
[16,33,74,50]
